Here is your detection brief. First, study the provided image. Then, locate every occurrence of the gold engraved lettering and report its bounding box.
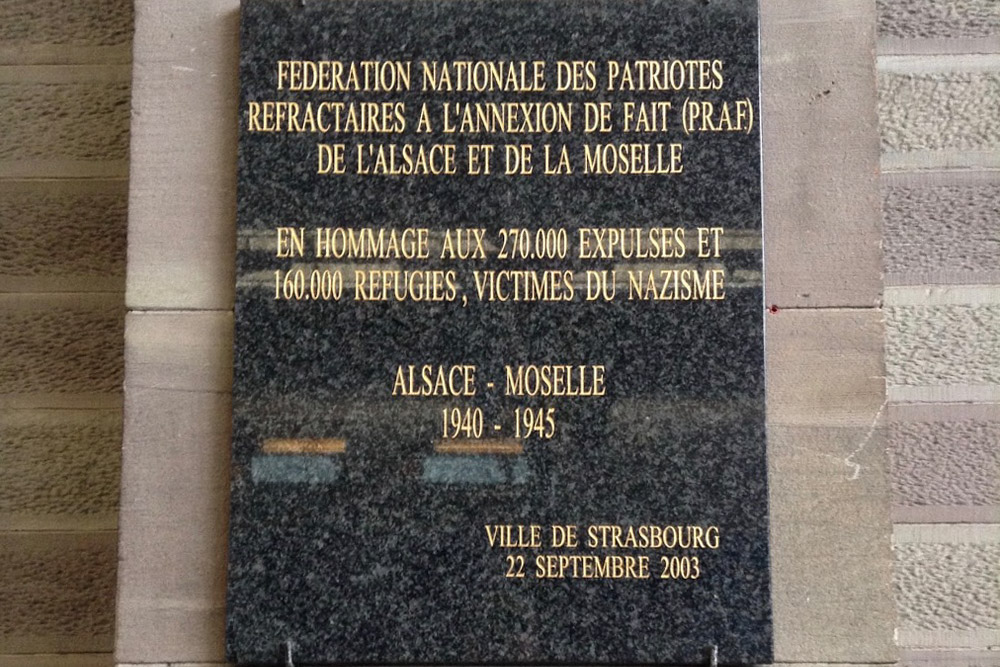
[421,61,546,92]
[354,270,458,302]
[585,524,721,549]
[392,365,477,396]
[277,60,412,92]
[504,365,606,397]
[555,61,597,91]
[440,228,487,259]
[606,59,724,91]
[578,227,686,259]
[583,143,683,175]
[441,102,573,134]
[473,270,574,302]
[355,143,457,175]
[626,268,725,301]
[697,227,724,258]
[247,101,406,133]
[314,227,429,260]
[535,554,651,579]
[621,101,672,132]
[485,524,543,548]
[275,227,305,257]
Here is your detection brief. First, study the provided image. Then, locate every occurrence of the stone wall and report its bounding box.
[0,2,131,665]
[2,1,998,666]
[877,1,1000,664]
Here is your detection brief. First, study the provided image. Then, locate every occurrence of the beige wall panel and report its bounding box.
[115,388,231,665]
[0,66,130,179]
[124,312,233,393]
[0,531,116,654]
[876,0,1000,40]
[767,310,886,429]
[882,174,1000,286]
[116,312,232,664]
[759,0,882,309]
[126,0,239,310]
[879,71,1000,155]
[0,293,123,401]
[0,409,121,531]
[0,180,128,293]
[0,0,132,64]
[767,310,895,663]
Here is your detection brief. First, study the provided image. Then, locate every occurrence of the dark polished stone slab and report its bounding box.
[228,0,770,664]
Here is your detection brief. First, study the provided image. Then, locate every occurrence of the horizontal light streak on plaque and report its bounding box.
[610,397,761,423]
[422,455,530,486]
[251,455,342,484]
[238,262,761,295]
[236,228,277,252]
[611,262,761,290]
[262,438,347,455]
[720,230,761,250]
[235,228,761,253]
[433,438,523,456]
[730,269,763,287]
[236,262,399,290]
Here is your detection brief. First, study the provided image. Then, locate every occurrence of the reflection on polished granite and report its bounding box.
[227,0,770,664]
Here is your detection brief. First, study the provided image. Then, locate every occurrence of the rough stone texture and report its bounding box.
[0,181,127,287]
[0,531,117,653]
[0,0,133,48]
[0,410,121,529]
[894,542,1000,631]
[0,295,124,395]
[889,420,1000,508]
[886,305,1000,388]
[883,183,1000,281]
[877,0,1000,40]
[876,3,1000,657]
[3,656,112,667]
[0,81,130,163]
[0,0,130,665]
[879,72,1000,153]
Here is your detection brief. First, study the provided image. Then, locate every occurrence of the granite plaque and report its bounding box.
[228,0,770,663]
